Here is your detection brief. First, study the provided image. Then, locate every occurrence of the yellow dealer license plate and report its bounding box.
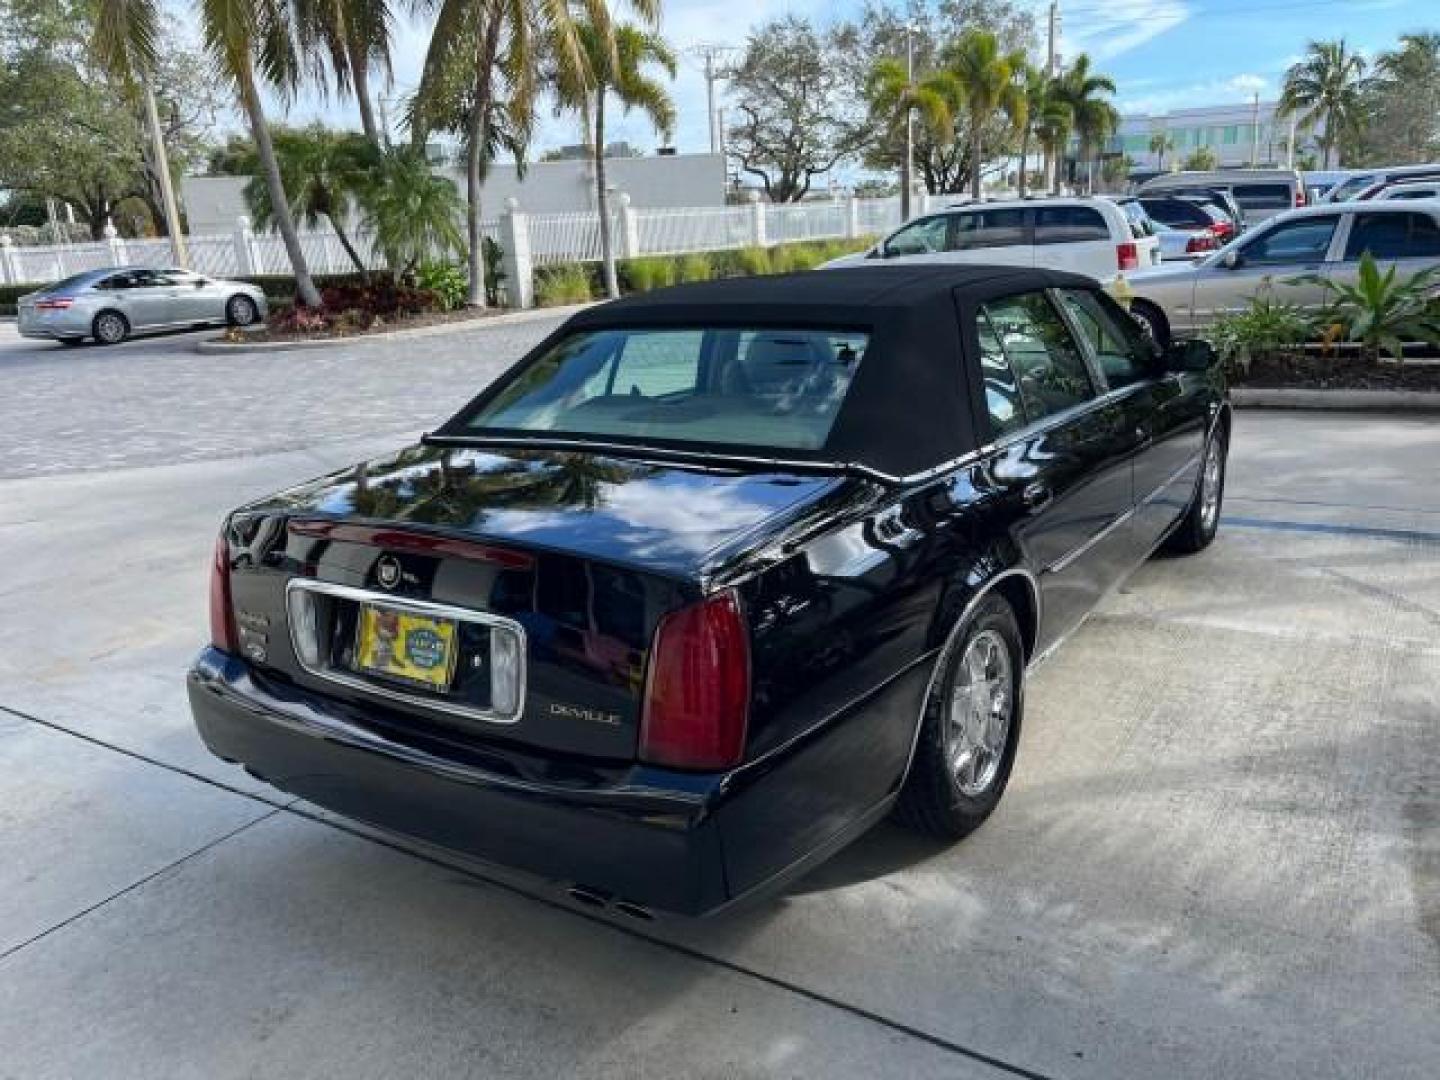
[354,604,458,691]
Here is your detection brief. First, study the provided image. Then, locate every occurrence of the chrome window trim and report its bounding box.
[284,578,528,726]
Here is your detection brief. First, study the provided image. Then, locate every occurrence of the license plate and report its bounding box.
[354,604,458,691]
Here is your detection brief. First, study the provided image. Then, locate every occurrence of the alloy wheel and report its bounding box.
[95,313,126,344]
[1199,437,1223,533]
[228,296,258,326]
[945,629,1014,797]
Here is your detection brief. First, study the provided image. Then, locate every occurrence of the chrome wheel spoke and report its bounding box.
[944,629,1015,797]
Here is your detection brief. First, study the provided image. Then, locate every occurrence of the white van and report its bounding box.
[822,197,1160,281]
[1138,169,1307,224]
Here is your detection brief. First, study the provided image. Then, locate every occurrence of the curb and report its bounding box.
[1232,387,1440,412]
[194,302,597,354]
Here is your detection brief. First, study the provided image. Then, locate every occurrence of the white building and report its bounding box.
[1107,102,1321,172]
[180,153,727,236]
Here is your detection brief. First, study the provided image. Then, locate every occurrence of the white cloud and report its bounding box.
[1060,0,1191,63]
[1119,72,1276,117]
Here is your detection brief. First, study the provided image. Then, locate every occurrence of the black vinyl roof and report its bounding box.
[452,266,1098,479]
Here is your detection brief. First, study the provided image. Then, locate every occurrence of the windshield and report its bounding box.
[457,326,870,454]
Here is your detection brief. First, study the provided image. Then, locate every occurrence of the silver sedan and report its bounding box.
[17,267,268,346]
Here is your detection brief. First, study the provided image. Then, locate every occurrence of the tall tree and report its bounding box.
[1053,54,1117,194]
[1016,64,1048,197]
[295,0,395,145]
[1279,39,1366,169]
[1148,128,1174,172]
[726,16,864,203]
[554,20,675,299]
[864,57,958,213]
[1357,32,1440,165]
[947,29,1026,198]
[1034,95,1072,194]
[95,0,324,306]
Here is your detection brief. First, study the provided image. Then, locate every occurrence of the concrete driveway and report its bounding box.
[1,318,1436,1078]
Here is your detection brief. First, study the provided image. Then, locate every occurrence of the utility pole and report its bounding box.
[1047,2,1059,78]
[902,22,914,221]
[1045,2,1061,193]
[143,80,188,269]
[1250,93,1261,166]
[688,45,734,155]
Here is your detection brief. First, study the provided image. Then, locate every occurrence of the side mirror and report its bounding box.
[865,246,883,260]
[1163,339,1216,373]
[1221,250,1242,270]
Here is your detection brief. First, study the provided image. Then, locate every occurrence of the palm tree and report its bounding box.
[295,0,395,146]
[1279,39,1366,168]
[1016,65,1049,197]
[1053,54,1118,194]
[1035,96,1072,195]
[241,125,378,274]
[1148,128,1174,172]
[1370,32,1440,162]
[947,30,1026,199]
[555,21,676,300]
[358,149,465,276]
[95,0,324,307]
[865,58,960,217]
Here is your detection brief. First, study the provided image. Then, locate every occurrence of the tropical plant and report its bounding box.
[1279,39,1366,169]
[1183,146,1219,171]
[620,256,675,292]
[357,149,464,276]
[675,254,712,283]
[1034,95,1072,194]
[239,125,378,275]
[294,0,395,145]
[95,0,327,307]
[946,29,1026,198]
[1016,65,1049,197]
[1149,128,1174,172]
[1358,32,1440,165]
[1209,295,1317,373]
[1293,253,1440,362]
[864,57,959,216]
[534,262,594,306]
[1052,54,1117,194]
[553,19,675,300]
[416,260,469,310]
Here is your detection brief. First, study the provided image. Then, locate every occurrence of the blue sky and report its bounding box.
[260,0,1434,157]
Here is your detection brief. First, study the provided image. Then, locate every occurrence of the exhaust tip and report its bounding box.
[612,899,655,922]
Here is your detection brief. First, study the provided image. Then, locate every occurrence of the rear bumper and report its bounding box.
[189,648,731,914]
[17,314,87,340]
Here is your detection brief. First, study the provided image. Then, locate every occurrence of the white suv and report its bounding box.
[823,197,1161,281]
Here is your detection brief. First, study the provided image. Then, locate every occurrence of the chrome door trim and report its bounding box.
[284,577,528,725]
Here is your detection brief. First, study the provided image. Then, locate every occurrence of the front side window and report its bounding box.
[1239,218,1338,266]
[1059,289,1153,389]
[1344,213,1440,260]
[884,216,950,257]
[1034,206,1110,245]
[981,292,1096,421]
[460,327,869,453]
[952,209,1028,250]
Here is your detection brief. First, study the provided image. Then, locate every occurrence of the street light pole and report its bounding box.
[902,23,914,220]
[142,80,188,269]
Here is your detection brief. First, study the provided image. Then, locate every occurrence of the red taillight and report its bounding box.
[1294,189,1307,207]
[35,297,74,310]
[209,533,238,653]
[640,591,750,771]
[1116,241,1139,271]
[1212,221,1235,241]
[1186,231,1218,253]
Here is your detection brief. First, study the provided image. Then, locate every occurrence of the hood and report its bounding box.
[820,251,875,269]
[241,442,848,580]
[1126,260,1205,284]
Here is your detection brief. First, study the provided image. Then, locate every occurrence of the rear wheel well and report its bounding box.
[993,574,1038,663]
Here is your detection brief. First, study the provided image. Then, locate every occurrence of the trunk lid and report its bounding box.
[224,443,846,761]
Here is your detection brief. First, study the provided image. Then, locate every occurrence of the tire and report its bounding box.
[1129,300,1170,349]
[92,310,129,345]
[1166,425,1228,554]
[226,294,259,327]
[894,593,1025,840]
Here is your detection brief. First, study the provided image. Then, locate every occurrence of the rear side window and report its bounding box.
[1033,206,1110,244]
[952,209,1028,250]
[976,314,1027,438]
[981,292,1096,421]
[1059,289,1152,389]
[884,215,950,257]
[463,327,869,452]
[1344,213,1440,259]
[1232,183,1294,210]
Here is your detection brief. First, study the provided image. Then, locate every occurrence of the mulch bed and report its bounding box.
[1231,352,1440,392]
[236,306,502,344]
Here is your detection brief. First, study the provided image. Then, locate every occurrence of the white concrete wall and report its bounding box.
[180,154,726,236]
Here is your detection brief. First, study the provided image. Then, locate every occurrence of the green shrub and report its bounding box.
[675,253,713,283]
[482,237,506,307]
[534,262,593,306]
[1292,252,1440,362]
[621,256,677,293]
[415,261,468,311]
[1209,295,1317,373]
[736,246,772,276]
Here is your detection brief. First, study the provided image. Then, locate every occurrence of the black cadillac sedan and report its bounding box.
[190,266,1229,917]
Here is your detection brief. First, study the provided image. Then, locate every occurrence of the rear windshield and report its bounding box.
[1232,183,1295,210]
[1328,175,1376,202]
[37,272,99,295]
[458,327,870,452]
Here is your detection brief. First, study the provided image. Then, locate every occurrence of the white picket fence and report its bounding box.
[1,194,914,308]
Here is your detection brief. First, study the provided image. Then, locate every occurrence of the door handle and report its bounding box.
[1022,482,1053,511]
